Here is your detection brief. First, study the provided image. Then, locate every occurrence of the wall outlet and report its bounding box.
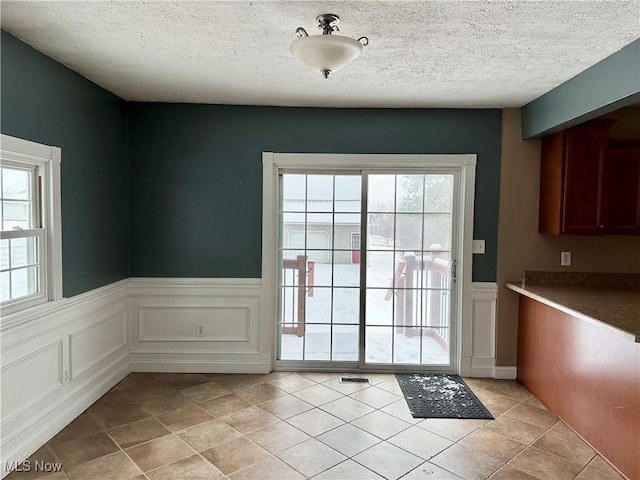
[472,240,486,254]
[561,252,571,266]
[197,325,204,336]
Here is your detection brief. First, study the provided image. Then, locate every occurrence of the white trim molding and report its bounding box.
[1,273,511,477]
[263,152,477,374]
[460,282,498,378]
[128,278,269,373]
[1,276,270,478]
[0,280,130,479]
[1,134,63,316]
[494,366,517,379]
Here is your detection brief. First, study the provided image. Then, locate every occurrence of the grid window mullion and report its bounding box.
[302,176,307,360]
[330,176,335,361]
[419,175,426,362]
[391,175,398,363]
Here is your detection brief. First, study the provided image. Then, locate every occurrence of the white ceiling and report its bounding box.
[2,1,639,108]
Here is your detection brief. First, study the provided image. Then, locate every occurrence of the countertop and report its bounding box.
[505,281,640,343]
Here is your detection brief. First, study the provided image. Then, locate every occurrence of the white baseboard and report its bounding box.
[470,357,496,378]
[130,352,271,374]
[461,360,517,379]
[494,366,518,379]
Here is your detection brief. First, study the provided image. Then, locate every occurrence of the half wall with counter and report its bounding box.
[506,272,639,480]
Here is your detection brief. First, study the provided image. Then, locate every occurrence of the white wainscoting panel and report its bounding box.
[139,305,249,342]
[69,305,127,379]
[129,278,268,373]
[472,286,496,360]
[1,340,63,424]
[460,282,498,378]
[1,274,515,478]
[0,280,130,479]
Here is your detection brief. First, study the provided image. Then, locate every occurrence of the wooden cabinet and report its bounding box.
[604,143,640,233]
[539,120,640,234]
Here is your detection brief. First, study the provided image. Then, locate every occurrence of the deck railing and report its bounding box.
[281,255,314,337]
[388,254,451,350]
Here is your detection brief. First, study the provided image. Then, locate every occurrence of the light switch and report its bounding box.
[472,240,485,254]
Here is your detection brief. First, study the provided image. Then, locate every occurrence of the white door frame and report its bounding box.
[261,153,477,374]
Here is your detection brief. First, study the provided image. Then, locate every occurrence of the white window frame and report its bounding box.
[1,134,62,316]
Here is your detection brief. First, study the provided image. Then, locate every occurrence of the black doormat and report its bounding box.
[395,374,493,419]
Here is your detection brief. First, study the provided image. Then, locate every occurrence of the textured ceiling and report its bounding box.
[2,1,639,108]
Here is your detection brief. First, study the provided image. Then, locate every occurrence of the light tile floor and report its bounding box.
[6,372,625,480]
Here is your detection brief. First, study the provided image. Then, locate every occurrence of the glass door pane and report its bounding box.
[278,173,361,364]
[277,170,457,371]
[364,173,455,368]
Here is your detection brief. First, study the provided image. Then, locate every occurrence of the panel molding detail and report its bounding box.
[0,340,64,425]
[69,305,127,379]
[138,305,251,342]
[461,282,498,377]
[1,275,510,477]
[129,278,268,373]
[0,281,130,479]
[1,277,271,478]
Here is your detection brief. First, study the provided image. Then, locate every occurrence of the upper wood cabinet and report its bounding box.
[538,120,640,235]
[604,143,640,233]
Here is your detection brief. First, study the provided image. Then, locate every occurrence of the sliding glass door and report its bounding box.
[276,170,458,371]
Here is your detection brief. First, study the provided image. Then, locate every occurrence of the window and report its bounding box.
[1,135,62,315]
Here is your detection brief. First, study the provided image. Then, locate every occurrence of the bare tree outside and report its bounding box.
[369,175,453,257]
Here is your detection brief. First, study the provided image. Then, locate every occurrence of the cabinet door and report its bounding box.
[604,146,640,234]
[561,126,608,233]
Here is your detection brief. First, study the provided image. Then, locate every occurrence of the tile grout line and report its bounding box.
[422,384,550,479]
[488,392,562,480]
[252,374,411,478]
[108,383,199,478]
[277,377,427,478]
[168,376,318,478]
[42,376,445,479]
[76,377,199,479]
[283,376,487,478]
[27,373,615,480]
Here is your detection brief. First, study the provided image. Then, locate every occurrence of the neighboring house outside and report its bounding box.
[282,175,363,264]
[281,173,453,265]
[282,200,361,264]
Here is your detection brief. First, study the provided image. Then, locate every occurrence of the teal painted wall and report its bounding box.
[128,104,502,282]
[0,30,503,286]
[1,31,129,297]
[522,39,640,139]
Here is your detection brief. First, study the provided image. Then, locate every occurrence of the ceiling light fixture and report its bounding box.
[291,14,369,79]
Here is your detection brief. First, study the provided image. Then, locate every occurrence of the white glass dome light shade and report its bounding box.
[290,34,363,76]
